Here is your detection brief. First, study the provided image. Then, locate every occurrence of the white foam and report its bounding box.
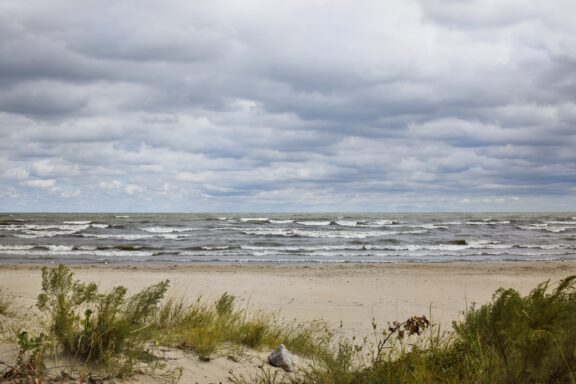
[369,220,395,226]
[115,215,130,218]
[15,226,88,238]
[296,221,332,226]
[83,233,192,240]
[0,246,152,257]
[544,227,568,233]
[240,228,388,239]
[241,244,363,252]
[45,245,74,251]
[418,224,448,229]
[2,224,89,231]
[141,227,198,233]
[465,221,510,225]
[240,217,269,222]
[518,224,569,233]
[63,221,92,225]
[269,220,295,224]
[0,244,35,250]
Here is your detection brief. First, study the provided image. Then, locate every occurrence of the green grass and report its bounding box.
[153,293,331,360]
[35,264,169,377]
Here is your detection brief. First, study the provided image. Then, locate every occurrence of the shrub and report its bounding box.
[36,264,169,364]
[451,275,576,383]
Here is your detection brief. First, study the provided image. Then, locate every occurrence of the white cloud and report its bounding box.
[98,180,123,190]
[23,179,56,189]
[6,168,29,180]
[124,184,143,195]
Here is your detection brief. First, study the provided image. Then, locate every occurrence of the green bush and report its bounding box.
[451,275,576,383]
[37,264,169,363]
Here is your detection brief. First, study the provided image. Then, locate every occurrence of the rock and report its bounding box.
[268,344,293,372]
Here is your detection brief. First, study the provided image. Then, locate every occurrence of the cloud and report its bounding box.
[23,179,56,189]
[0,0,574,211]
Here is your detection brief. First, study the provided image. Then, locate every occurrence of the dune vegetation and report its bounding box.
[1,265,575,383]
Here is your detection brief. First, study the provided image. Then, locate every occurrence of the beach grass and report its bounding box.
[152,292,331,361]
[0,287,11,317]
[1,265,575,383]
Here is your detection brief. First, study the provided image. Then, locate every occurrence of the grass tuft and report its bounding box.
[36,264,169,371]
[153,293,331,361]
[0,287,13,317]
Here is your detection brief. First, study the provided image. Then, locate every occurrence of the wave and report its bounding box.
[115,215,131,218]
[62,221,92,225]
[241,244,366,252]
[240,217,269,222]
[238,241,570,253]
[91,224,110,229]
[141,226,199,233]
[365,220,397,226]
[518,224,572,233]
[295,221,333,226]
[334,220,358,227]
[82,233,193,240]
[0,246,153,258]
[16,231,86,239]
[239,228,391,239]
[2,224,90,231]
[0,244,36,251]
[1,223,109,238]
[178,246,239,255]
[269,220,295,224]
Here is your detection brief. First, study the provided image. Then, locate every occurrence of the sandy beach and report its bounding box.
[2,261,576,382]
[2,261,576,334]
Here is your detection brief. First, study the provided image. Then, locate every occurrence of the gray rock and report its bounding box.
[268,344,293,372]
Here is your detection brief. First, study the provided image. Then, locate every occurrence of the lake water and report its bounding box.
[1,212,575,264]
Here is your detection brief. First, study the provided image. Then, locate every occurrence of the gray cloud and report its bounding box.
[0,0,575,212]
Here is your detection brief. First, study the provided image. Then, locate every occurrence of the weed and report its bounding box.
[36,264,169,369]
[451,275,576,383]
[216,292,235,317]
[0,287,13,317]
[1,330,50,382]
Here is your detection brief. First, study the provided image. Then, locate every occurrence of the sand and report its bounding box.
[1,261,576,382]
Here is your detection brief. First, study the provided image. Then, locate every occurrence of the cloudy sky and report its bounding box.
[0,0,575,212]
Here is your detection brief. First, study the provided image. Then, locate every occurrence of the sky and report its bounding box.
[0,0,575,212]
